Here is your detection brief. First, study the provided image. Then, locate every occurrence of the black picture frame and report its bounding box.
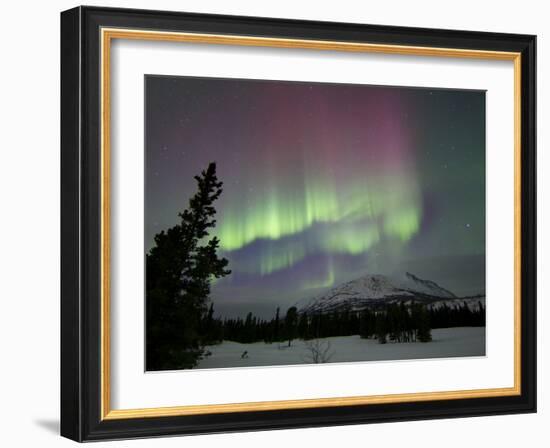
[61,6,536,442]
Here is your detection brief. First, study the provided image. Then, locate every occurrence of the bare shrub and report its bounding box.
[303,339,334,364]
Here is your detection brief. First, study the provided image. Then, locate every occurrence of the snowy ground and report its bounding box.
[197,327,485,369]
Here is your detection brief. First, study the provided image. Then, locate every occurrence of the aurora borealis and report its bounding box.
[145,76,486,318]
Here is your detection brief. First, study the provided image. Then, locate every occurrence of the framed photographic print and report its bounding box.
[60,6,536,442]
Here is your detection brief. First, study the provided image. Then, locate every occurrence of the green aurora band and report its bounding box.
[215,169,422,278]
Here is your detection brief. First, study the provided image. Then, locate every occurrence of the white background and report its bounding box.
[0,0,547,447]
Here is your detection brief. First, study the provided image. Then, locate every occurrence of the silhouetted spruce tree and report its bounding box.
[274,307,280,342]
[375,312,388,344]
[298,312,309,339]
[414,304,432,342]
[359,309,375,339]
[202,303,215,344]
[284,306,298,346]
[146,162,231,371]
[244,312,255,343]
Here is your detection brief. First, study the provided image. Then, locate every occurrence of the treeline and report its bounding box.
[429,302,486,328]
[201,305,298,346]
[202,301,485,346]
[362,303,432,343]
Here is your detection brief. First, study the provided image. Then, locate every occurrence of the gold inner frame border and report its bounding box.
[99,27,522,420]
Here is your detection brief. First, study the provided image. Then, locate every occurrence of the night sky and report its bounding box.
[145,76,485,318]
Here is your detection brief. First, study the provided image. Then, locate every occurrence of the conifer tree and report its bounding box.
[146,162,231,370]
[274,307,280,342]
[375,312,387,344]
[284,306,298,346]
[414,304,432,343]
[298,312,309,340]
[203,303,215,344]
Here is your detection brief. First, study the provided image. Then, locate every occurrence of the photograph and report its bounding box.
[144,76,487,371]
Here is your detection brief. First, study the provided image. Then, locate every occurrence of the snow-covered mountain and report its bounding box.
[393,272,456,298]
[299,272,483,314]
